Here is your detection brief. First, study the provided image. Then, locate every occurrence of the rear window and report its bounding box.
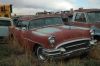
[0,20,11,26]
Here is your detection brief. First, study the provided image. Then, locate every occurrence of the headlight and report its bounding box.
[90,40,97,45]
[48,36,55,47]
[90,29,95,35]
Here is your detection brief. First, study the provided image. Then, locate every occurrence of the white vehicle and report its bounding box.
[0,17,13,43]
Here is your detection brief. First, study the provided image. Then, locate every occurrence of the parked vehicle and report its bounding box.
[10,15,95,61]
[66,9,100,39]
[0,17,13,43]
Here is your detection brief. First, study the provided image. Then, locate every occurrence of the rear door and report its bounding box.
[13,20,23,42]
[14,20,29,44]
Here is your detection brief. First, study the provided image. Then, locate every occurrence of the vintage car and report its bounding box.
[0,17,13,43]
[10,15,95,61]
[66,9,100,39]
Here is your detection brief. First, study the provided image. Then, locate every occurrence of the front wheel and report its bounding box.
[35,46,47,62]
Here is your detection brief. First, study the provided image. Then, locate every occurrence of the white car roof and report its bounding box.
[0,17,12,20]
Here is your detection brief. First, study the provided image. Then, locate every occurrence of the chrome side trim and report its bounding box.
[43,49,60,52]
[44,53,61,56]
[55,38,90,49]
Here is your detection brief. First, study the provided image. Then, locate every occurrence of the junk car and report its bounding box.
[0,17,13,43]
[67,9,100,39]
[10,15,95,61]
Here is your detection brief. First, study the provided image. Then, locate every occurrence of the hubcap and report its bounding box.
[39,55,45,60]
[37,47,46,61]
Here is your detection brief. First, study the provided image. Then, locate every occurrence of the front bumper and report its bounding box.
[43,47,90,59]
[43,39,92,59]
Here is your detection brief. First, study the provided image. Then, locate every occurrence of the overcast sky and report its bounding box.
[1,0,100,15]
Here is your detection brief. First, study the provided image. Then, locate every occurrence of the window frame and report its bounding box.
[74,12,87,23]
[28,17,63,30]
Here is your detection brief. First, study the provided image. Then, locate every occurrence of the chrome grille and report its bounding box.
[58,40,90,52]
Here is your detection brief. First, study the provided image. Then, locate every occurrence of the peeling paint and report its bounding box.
[36,27,61,34]
[60,25,70,29]
[32,31,47,36]
[61,25,90,30]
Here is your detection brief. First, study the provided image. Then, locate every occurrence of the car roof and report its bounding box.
[0,17,11,20]
[32,14,61,20]
[18,16,34,21]
[75,9,100,13]
[18,14,61,21]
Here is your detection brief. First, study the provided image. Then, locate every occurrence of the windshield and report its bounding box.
[0,20,11,26]
[29,17,63,29]
[87,12,100,22]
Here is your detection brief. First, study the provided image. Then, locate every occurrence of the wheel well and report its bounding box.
[32,43,42,53]
[10,34,13,38]
[8,33,14,40]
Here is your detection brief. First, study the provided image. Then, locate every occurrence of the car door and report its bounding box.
[13,20,23,43]
[18,20,30,46]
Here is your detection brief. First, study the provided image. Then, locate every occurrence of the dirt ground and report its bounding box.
[0,41,100,66]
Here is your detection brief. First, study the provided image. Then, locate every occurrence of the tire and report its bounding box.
[35,46,47,62]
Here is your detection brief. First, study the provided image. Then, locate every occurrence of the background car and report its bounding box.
[67,9,100,40]
[0,17,13,43]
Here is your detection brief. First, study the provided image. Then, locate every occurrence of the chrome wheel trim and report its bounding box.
[37,47,46,61]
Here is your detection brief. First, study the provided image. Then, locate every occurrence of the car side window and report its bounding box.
[16,21,29,30]
[16,21,22,29]
[21,21,29,27]
[75,13,86,22]
[13,18,19,26]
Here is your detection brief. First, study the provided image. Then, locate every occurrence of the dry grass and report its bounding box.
[89,42,100,60]
[0,40,100,66]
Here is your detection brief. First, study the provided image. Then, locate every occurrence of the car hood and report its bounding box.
[32,26,90,45]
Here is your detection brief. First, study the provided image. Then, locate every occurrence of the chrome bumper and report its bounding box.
[43,47,90,59]
[43,39,95,59]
